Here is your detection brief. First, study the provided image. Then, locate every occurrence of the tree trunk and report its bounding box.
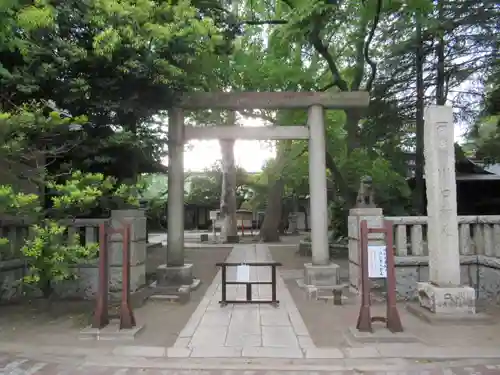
[279,202,290,234]
[219,111,238,243]
[259,141,289,242]
[414,12,426,214]
[259,178,285,242]
[435,0,447,106]
[39,278,53,300]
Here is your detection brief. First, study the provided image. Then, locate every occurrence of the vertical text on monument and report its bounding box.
[423,105,460,287]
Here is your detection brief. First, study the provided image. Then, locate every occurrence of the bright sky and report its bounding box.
[184,140,275,172]
[162,116,277,173]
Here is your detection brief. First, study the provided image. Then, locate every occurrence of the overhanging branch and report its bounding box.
[363,0,383,92]
[240,19,288,26]
[308,17,349,92]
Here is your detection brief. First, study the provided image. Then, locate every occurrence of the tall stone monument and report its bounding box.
[415,105,476,316]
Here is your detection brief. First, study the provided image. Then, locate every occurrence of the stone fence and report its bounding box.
[349,213,500,303]
[0,210,147,301]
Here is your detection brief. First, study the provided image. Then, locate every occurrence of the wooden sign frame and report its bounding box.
[92,221,136,330]
[356,219,403,333]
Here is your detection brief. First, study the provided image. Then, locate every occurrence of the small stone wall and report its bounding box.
[393,255,500,303]
[0,259,25,301]
[55,209,147,299]
[0,209,148,301]
[349,255,500,303]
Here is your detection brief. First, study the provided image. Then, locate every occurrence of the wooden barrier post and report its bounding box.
[216,262,282,307]
[92,223,110,328]
[356,219,403,333]
[118,222,136,329]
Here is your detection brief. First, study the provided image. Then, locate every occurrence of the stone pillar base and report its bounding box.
[156,263,194,286]
[417,282,475,314]
[406,282,492,324]
[151,263,200,303]
[224,235,239,244]
[304,262,340,287]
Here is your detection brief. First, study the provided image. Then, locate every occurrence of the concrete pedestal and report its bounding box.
[407,282,491,324]
[152,263,199,303]
[304,262,340,287]
[156,263,194,286]
[416,282,475,314]
[80,323,145,341]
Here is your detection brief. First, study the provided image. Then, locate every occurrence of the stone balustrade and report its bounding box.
[387,215,500,257]
[349,214,500,303]
[0,210,147,301]
[0,217,104,261]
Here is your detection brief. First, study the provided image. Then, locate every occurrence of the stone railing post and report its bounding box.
[109,209,147,294]
[348,207,384,293]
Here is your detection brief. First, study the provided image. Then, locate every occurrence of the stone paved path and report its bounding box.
[2,354,500,375]
[171,244,313,358]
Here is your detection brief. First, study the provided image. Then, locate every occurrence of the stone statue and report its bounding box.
[355,176,376,208]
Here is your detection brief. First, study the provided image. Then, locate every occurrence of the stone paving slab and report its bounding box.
[171,244,315,357]
[2,353,500,375]
[2,341,500,361]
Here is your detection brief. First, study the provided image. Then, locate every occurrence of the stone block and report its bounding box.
[416,282,475,314]
[110,209,147,242]
[108,240,146,266]
[344,327,420,344]
[241,347,303,358]
[406,303,492,325]
[305,348,344,359]
[156,263,193,286]
[395,266,419,301]
[349,260,360,292]
[225,235,239,244]
[166,347,191,358]
[344,347,381,358]
[54,266,99,299]
[477,264,500,303]
[298,241,312,256]
[0,260,25,301]
[79,323,145,341]
[112,345,165,357]
[191,347,241,358]
[109,264,146,293]
[348,238,359,263]
[304,262,340,287]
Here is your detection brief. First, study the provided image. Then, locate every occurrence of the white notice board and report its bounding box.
[367,245,387,278]
[236,264,250,282]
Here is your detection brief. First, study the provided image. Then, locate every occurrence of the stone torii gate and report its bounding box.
[156,91,370,292]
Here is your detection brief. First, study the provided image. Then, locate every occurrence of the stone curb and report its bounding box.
[1,343,500,361]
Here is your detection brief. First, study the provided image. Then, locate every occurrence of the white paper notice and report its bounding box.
[236,264,250,282]
[367,245,387,278]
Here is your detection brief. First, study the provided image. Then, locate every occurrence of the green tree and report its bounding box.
[185,163,251,208]
[0,105,140,298]
[1,0,238,181]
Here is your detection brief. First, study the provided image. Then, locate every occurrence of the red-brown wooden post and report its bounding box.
[384,220,403,332]
[92,223,109,329]
[356,220,372,332]
[356,220,403,333]
[119,223,136,329]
